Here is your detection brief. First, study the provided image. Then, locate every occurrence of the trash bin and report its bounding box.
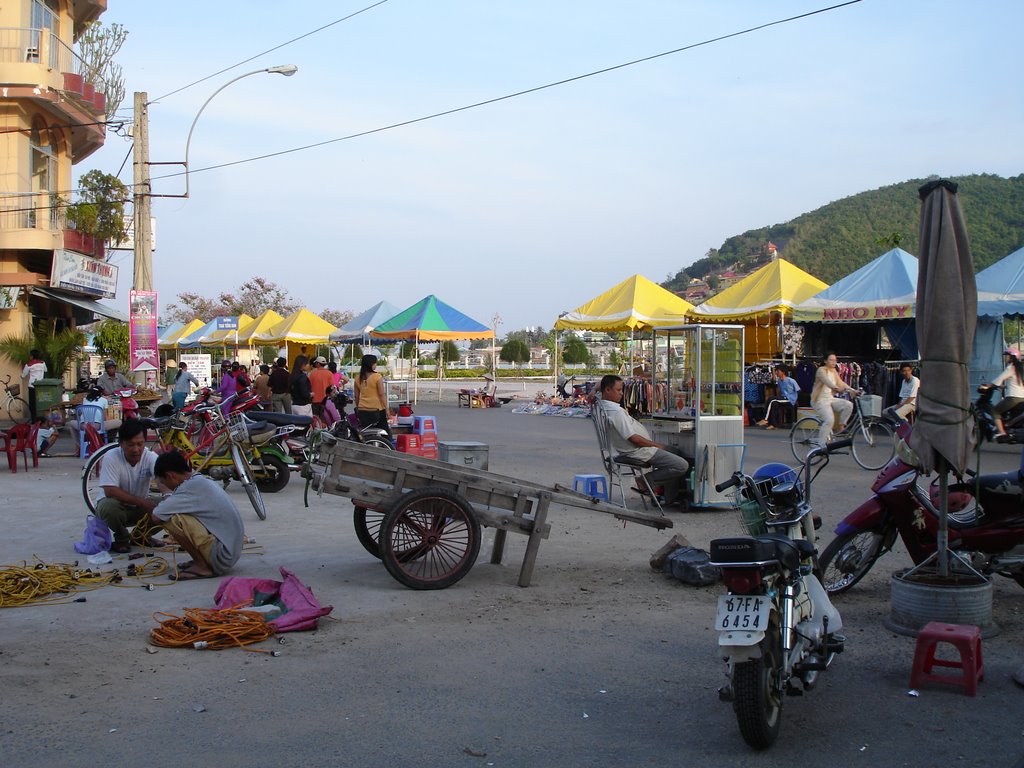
[33,378,64,415]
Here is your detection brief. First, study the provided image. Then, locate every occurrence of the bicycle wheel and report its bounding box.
[353,505,386,559]
[851,418,896,471]
[789,416,823,463]
[7,396,30,425]
[82,442,120,514]
[380,487,481,590]
[231,443,267,520]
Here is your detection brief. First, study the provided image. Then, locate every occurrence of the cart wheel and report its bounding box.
[353,505,386,559]
[380,487,481,590]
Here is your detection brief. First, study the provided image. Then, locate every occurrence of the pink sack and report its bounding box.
[213,567,333,632]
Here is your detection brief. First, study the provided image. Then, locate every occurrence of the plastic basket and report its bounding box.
[858,394,882,418]
[227,413,249,443]
[8,383,20,397]
[738,498,768,536]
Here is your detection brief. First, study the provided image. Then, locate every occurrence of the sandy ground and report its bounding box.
[2,394,1023,768]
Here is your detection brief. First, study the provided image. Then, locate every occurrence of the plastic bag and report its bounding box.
[74,515,112,555]
[663,546,721,586]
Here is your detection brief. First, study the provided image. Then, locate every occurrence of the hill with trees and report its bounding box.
[663,173,1024,292]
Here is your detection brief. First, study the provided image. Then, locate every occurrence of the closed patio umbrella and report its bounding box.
[908,179,977,577]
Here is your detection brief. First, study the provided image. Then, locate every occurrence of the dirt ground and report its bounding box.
[2,394,1023,767]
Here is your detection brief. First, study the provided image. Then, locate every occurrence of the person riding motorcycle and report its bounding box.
[982,346,1024,441]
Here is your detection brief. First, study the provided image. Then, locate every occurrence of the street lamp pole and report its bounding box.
[131,64,298,293]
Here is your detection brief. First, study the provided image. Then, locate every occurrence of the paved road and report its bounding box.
[1,402,1022,767]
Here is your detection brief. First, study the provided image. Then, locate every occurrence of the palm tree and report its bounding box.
[0,325,85,381]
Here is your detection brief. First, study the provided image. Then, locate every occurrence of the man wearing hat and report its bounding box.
[309,355,333,417]
[98,359,133,396]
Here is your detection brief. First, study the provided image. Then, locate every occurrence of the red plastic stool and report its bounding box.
[910,621,984,696]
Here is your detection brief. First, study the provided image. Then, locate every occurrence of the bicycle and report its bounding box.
[789,395,896,471]
[2,374,30,424]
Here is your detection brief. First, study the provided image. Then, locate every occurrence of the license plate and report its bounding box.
[715,594,771,631]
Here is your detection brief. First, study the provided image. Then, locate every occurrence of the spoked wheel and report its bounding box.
[254,453,290,493]
[7,396,30,425]
[353,505,386,559]
[379,487,481,590]
[82,442,120,514]
[819,530,886,593]
[363,437,394,451]
[231,443,267,520]
[732,622,783,750]
[851,418,896,471]
[789,416,822,463]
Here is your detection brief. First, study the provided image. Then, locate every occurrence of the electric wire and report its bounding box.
[151,0,391,103]
[149,605,276,652]
[156,0,863,182]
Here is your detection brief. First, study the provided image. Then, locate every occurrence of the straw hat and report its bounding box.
[483,373,494,381]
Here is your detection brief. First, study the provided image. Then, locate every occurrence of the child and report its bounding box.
[36,416,59,457]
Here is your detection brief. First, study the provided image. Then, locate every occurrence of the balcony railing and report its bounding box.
[0,191,62,231]
[0,27,94,81]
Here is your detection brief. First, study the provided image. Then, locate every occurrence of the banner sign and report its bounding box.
[797,304,915,322]
[178,353,213,400]
[217,317,239,331]
[50,249,118,298]
[129,290,158,372]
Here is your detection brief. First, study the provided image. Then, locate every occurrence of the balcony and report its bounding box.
[0,192,104,259]
[0,27,106,160]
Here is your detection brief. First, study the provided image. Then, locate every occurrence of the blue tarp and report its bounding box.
[977,246,1024,317]
[329,301,401,343]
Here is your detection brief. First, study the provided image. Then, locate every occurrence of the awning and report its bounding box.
[34,288,128,322]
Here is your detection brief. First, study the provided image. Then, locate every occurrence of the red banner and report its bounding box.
[129,290,158,372]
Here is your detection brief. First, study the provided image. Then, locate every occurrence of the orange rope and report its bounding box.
[149,604,276,652]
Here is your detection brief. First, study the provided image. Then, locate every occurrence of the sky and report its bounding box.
[88,0,1024,335]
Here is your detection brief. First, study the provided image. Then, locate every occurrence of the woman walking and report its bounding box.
[171,361,199,411]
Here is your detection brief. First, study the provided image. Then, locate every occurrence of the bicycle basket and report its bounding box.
[227,413,249,443]
[8,383,20,397]
[735,463,802,535]
[735,491,768,536]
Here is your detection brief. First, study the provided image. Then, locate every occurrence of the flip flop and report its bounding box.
[176,560,195,571]
[168,569,214,582]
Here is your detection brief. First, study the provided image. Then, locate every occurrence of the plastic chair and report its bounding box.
[590,406,662,513]
[75,402,107,459]
[4,422,40,472]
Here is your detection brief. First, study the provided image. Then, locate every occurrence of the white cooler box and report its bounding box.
[438,441,489,471]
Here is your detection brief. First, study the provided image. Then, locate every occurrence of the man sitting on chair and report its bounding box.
[757,364,800,429]
[595,374,689,505]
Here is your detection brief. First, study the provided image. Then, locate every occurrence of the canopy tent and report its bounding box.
[976,246,1024,317]
[792,248,918,323]
[203,314,254,346]
[370,295,493,403]
[176,316,251,349]
[157,318,204,350]
[554,274,694,332]
[251,308,339,346]
[689,259,827,360]
[235,309,285,345]
[330,301,401,343]
[157,322,184,348]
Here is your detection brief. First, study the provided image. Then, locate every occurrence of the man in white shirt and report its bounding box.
[95,419,161,553]
[596,375,689,505]
[894,363,920,420]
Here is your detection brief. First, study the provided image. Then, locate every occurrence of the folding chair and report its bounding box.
[75,402,107,458]
[590,406,663,513]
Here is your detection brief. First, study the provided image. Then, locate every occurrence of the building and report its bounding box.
[0,0,120,383]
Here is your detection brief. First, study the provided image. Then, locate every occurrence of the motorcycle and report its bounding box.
[976,383,1024,442]
[818,399,1024,593]
[709,439,848,750]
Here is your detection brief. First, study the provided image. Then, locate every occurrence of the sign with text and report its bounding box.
[798,304,915,322]
[217,317,239,331]
[178,353,213,400]
[50,249,118,298]
[129,290,158,372]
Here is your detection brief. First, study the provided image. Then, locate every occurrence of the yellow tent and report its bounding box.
[555,274,694,331]
[203,314,254,346]
[689,259,828,360]
[157,318,204,350]
[251,308,339,346]
[235,309,285,344]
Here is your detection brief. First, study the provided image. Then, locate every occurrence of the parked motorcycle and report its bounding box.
[709,439,848,750]
[818,421,1024,593]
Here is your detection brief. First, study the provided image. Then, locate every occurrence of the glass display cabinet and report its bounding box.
[643,324,746,508]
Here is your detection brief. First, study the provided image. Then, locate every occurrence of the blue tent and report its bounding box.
[329,301,401,343]
[977,246,1024,316]
[157,322,184,348]
[176,316,238,349]
[792,248,918,323]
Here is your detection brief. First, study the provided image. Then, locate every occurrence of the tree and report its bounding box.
[340,344,363,366]
[399,342,418,360]
[77,21,127,120]
[162,277,354,325]
[65,170,129,244]
[0,325,85,380]
[500,339,530,371]
[92,319,130,370]
[562,336,591,365]
[319,308,353,329]
[437,340,461,369]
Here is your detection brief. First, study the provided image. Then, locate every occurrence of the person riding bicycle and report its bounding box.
[986,346,1024,441]
[811,352,862,447]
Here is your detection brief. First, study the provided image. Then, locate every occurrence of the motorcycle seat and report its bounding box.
[710,535,803,572]
[251,411,313,428]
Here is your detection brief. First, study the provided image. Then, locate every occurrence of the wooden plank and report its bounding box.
[518,492,552,587]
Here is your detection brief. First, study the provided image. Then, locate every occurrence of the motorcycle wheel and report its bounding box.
[819,530,885,593]
[353,505,386,559]
[732,628,783,750]
[851,418,896,471]
[254,453,290,493]
[231,443,267,521]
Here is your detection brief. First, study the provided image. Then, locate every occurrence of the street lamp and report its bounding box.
[183,64,298,198]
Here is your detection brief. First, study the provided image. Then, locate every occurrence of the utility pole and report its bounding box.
[491,312,501,380]
[132,91,153,292]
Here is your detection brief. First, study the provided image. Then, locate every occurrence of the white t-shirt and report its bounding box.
[97,446,157,499]
[899,375,920,402]
[22,360,47,387]
[993,364,1024,399]
[597,398,657,461]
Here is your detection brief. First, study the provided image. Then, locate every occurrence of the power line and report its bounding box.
[152,0,863,183]
[150,0,391,103]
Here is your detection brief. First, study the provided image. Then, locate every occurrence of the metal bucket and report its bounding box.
[884,568,999,638]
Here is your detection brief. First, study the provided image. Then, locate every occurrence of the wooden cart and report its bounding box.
[307,437,673,590]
